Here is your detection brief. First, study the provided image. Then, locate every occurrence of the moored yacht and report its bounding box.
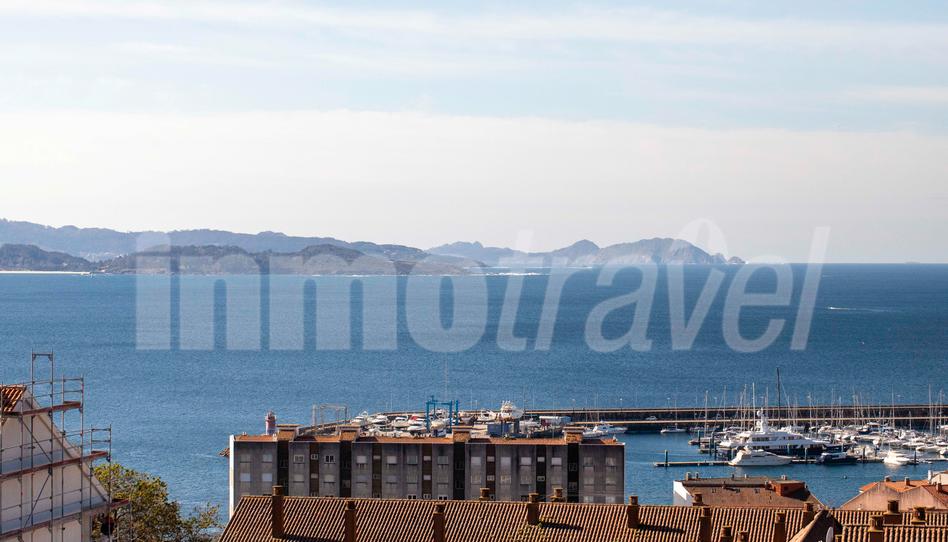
[728,447,792,467]
[719,411,827,457]
[882,449,916,466]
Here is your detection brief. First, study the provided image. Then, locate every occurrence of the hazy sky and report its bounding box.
[1,1,947,262]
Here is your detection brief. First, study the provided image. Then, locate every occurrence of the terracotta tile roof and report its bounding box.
[831,510,948,527]
[220,496,810,542]
[683,478,823,509]
[840,524,948,542]
[858,480,929,493]
[1,385,26,415]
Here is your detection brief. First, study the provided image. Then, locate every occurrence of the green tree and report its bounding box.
[93,463,220,542]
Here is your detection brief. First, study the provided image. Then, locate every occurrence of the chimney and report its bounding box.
[937,482,944,494]
[910,506,926,526]
[803,502,815,525]
[479,487,491,501]
[719,526,734,542]
[698,506,712,542]
[433,503,446,542]
[884,476,891,482]
[344,500,357,542]
[867,515,884,542]
[339,425,360,442]
[904,477,911,487]
[527,493,540,526]
[552,487,565,503]
[883,500,900,525]
[627,496,640,529]
[772,512,787,542]
[270,486,285,539]
[452,426,472,443]
[693,492,705,506]
[564,426,584,443]
[265,411,277,436]
[737,532,749,542]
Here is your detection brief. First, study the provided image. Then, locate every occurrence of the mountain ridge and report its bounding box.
[0,219,744,272]
[428,237,743,266]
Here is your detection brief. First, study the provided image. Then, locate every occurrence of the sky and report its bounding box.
[0,1,947,262]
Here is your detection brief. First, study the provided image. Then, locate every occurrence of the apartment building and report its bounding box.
[228,424,625,516]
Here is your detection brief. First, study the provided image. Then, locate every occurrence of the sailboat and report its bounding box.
[661,395,687,433]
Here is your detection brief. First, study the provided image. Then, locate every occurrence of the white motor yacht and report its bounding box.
[728,447,792,467]
[882,450,916,466]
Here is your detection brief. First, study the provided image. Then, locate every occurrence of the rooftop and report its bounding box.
[221,493,812,542]
[679,476,823,509]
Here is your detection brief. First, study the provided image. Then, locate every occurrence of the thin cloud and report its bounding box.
[850,86,948,105]
[4,1,948,53]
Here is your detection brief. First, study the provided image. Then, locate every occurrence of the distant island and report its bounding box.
[0,219,743,275]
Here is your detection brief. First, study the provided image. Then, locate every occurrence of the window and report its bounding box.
[310,473,319,479]
[294,454,305,464]
[605,496,618,504]
[324,455,336,464]
[239,453,252,463]
[262,453,273,463]
[486,474,495,482]
[520,457,532,466]
[471,473,482,485]
[537,475,546,482]
[423,455,432,462]
[293,474,305,483]
[262,473,273,483]
[550,457,562,466]
[386,475,398,485]
[438,495,449,501]
[406,455,419,465]
[387,455,398,465]
[583,495,595,503]
[470,456,482,467]
[537,456,545,463]
[423,474,432,481]
[583,457,594,466]
[487,455,495,463]
[422,493,432,500]
[500,475,512,485]
[437,455,450,465]
[239,472,251,483]
[323,474,336,483]
[406,494,417,500]
[605,457,617,467]
[310,454,319,461]
[356,455,368,464]
[500,457,512,468]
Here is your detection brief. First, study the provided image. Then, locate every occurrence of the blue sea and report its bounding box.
[0,264,945,510]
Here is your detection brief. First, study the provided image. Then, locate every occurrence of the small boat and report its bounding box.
[476,409,497,423]
[583,426,606,438]
[882,450,916,466]
[660,426,687,434]
[585,423,625,437]
[817,449,858,465]
[728,447,792,467]
[391,416,411,429]
[498,401,524,422]
[351,411,371,427]
[370,414,389,425]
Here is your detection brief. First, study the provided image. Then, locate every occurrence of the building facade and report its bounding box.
[1,384,113,542]
[228,425,624,517]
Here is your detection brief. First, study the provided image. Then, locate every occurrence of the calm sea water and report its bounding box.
[0,265,945,509]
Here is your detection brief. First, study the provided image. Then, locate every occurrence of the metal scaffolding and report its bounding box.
[0,352,118,542]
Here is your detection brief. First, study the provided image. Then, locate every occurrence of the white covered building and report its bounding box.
[1,372,115,542]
